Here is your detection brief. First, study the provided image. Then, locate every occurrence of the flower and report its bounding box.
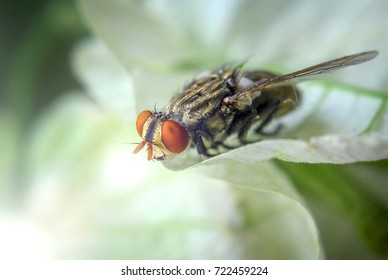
[1,0,387,259]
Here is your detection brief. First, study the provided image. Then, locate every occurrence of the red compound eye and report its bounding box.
[136,110,152,137]
[161,120,189,154]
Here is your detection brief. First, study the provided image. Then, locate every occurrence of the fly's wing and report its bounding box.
[227,50,379,106]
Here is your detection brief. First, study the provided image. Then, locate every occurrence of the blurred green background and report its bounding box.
[1,0,85,205]
[1,0,85,129]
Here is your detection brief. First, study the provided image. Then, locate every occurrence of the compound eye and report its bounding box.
[161,120,189,154]
[136,110,152,137]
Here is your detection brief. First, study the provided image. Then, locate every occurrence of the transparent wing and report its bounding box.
[228,50,379,104]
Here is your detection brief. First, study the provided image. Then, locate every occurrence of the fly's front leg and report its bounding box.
[219,93,253,142]
[191,128,215,157]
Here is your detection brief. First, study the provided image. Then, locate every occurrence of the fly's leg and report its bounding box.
[237,109,259,142]
[222,99,283,147]
[253,99,282,136]
[191,128,215,157]
[193,97,283,156]
[210,109,259,151]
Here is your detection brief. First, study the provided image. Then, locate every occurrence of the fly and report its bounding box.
[133,50,378,161]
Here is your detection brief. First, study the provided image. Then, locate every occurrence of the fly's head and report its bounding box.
[133,110,190,161]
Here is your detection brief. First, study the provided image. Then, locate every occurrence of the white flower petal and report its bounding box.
[72,0,388,259]
[22,91,318,259]
[79,0,388,92]
[232,188,320,259]
[71,38,136,121]
[196,160,320,259]
[310,134,388,163]
[78,0,219,70]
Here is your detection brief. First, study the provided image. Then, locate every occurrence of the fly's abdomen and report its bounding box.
[240,70,301,117]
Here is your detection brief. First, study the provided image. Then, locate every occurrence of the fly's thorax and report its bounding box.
[133,110,190,160]
[165,68,239,132]
[206,111,234,144]
[178,97,224,128]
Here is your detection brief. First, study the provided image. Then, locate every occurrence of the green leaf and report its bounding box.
[276,160,388,258]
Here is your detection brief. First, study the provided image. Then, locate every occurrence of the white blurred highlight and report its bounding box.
[0,216,52,259]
